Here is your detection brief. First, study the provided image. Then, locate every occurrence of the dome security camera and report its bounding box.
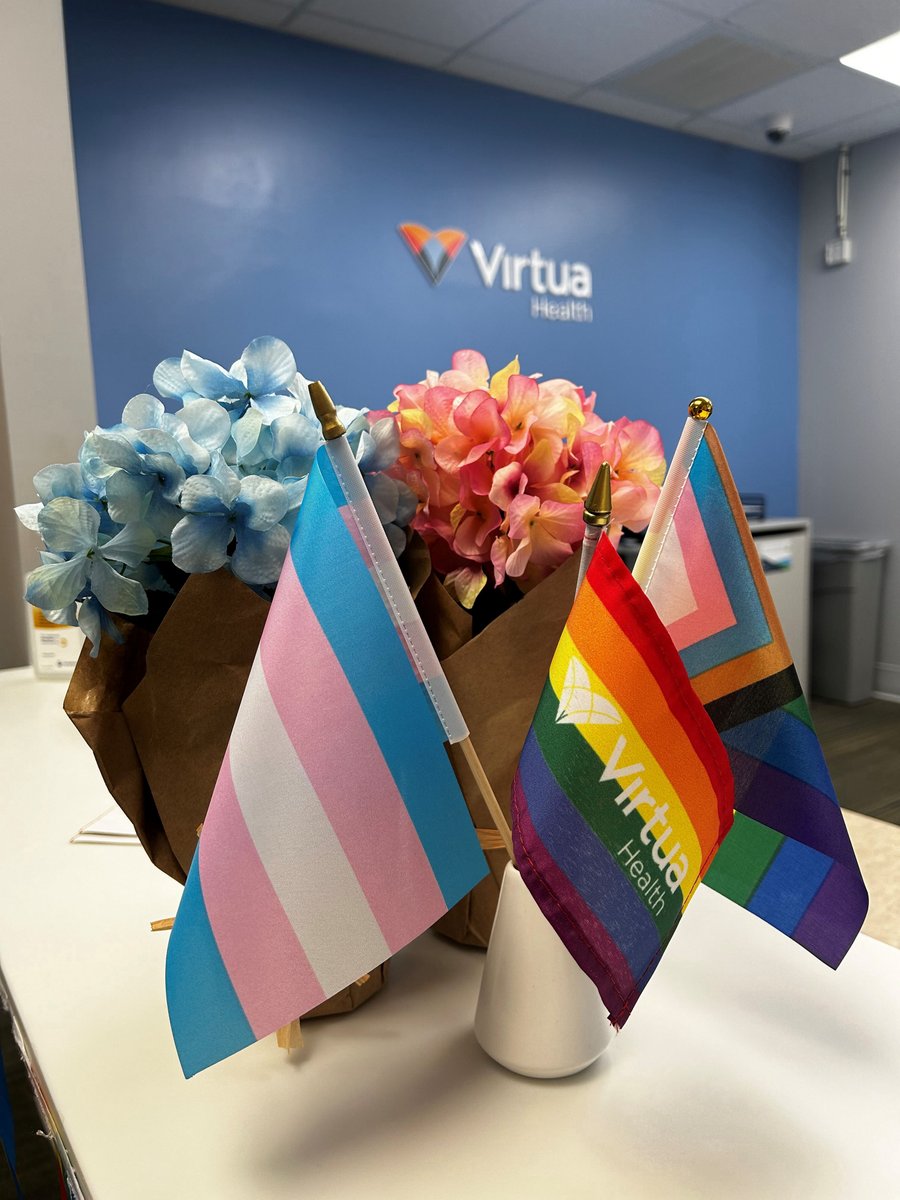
[765,114,794,144]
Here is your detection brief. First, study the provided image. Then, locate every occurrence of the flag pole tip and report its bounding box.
[309,380,346,441]
[583,461,612,528]
[688,396,713,421]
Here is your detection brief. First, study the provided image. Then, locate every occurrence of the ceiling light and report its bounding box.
[841,30,900,88]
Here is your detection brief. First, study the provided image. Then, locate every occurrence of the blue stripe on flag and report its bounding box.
[747,838,833,934]
[519,729,661,975]
[681,436,772,677]
[722,708,838,801]
[291,449,485,909]
[166,860,255,1078]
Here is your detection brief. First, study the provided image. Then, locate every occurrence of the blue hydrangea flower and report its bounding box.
[171,461,290,585]
[15,462,100,533]
[153,336,298,422]
[17,336,416,656]
[24,498,158,655]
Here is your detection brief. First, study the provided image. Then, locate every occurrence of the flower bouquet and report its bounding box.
[16,336,416,1018]
[374,350,665,944]
[17,337,664,962]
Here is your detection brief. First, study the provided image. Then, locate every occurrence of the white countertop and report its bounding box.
[748,518,812,535]
[1,667,898,1200]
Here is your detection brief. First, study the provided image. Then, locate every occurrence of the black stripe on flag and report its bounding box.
[704,664,803,732]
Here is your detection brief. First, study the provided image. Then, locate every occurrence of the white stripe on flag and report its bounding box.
[229,657,391,998]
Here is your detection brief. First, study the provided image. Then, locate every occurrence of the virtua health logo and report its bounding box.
[398,223,593,324]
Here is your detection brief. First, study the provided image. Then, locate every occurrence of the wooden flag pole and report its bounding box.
[459,736,514,861]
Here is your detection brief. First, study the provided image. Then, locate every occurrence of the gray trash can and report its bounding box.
[811,537,890,704]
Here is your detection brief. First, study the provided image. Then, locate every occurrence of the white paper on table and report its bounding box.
[71,805,140,845]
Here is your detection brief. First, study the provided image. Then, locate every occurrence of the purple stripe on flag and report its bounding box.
[199,754,326,1035]
[517,728,661,974]
[790,861,870,969]
[260,563,447,952]
[727,746,859,870]
[512,777,638,1012]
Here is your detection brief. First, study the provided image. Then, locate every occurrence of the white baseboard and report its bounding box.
[874,661,900,702]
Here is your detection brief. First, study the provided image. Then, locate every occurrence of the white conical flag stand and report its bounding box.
[474,862,613,1078]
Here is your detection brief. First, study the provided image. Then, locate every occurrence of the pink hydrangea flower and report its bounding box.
[383,350,665,607]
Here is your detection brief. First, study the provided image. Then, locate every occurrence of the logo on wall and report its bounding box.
[398,223,468,285]
[398,221,593,325]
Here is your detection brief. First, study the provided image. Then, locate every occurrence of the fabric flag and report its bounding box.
[511,535,734,1028]
[166,438,488,1077]
[634,419,868,967]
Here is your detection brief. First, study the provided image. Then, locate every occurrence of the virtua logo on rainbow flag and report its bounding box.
[397,223,468,285]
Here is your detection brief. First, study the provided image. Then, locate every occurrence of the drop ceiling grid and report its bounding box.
[151,0,900,157]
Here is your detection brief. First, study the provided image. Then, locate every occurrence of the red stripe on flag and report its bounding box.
[585,538,734,839]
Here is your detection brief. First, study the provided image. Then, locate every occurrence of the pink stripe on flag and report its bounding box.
[259,565,447,952]
[199,754,326,1036]
[666,481,736,650]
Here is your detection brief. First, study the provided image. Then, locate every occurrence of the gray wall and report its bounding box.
[800,138,900,701]
[0,0,97,668]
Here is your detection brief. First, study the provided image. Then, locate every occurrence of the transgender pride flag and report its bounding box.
[634,415,868,967]
[166,436,487,1077]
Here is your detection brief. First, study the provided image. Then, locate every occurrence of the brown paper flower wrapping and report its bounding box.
[63,549,576,979]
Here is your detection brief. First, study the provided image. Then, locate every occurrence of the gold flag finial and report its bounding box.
[689,396,713,421]
[309,380,346,441]
[583,461,612,528]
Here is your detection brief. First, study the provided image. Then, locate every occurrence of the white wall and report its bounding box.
[0,0,97,667]
[800,139,900,701]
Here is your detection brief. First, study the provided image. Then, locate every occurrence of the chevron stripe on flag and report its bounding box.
[634,419,868,967]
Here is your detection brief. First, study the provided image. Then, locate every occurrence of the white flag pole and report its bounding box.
[631,397,713,593]
[309,382,515,861]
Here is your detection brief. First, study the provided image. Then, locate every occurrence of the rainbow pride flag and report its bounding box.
[166,440,487,1077]
[512,535,734,1028]
[635,420,868,967]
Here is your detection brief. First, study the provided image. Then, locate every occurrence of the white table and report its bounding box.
[1,667,898,1199]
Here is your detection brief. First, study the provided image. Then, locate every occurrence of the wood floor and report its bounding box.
[811,698,900,825]
[2,697,899,1199]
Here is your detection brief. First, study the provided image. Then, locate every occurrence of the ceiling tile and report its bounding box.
[304,0,533,51]
[803,102,900,148]
[154,0,296,27]
[706,63,900,136]
[574,87,690,127]
[726,0,900,62]
[679,113,811,156]
[609,34,806,111]
[465,0,707,85]
[285,12,450,67]
[447,54,583,101]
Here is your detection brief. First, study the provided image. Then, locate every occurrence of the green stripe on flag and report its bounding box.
[702,812,784,905]
[783,695,814,730]
[532,688,686,938]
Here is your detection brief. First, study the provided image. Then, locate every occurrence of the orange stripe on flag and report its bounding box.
[566,579,725,850]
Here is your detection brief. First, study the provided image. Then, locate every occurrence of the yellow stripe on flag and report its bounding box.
[549,626,704,883]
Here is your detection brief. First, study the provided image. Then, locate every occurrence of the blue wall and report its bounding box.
[64,0,799,512]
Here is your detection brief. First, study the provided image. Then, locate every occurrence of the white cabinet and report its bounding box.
[749,519,811,698]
